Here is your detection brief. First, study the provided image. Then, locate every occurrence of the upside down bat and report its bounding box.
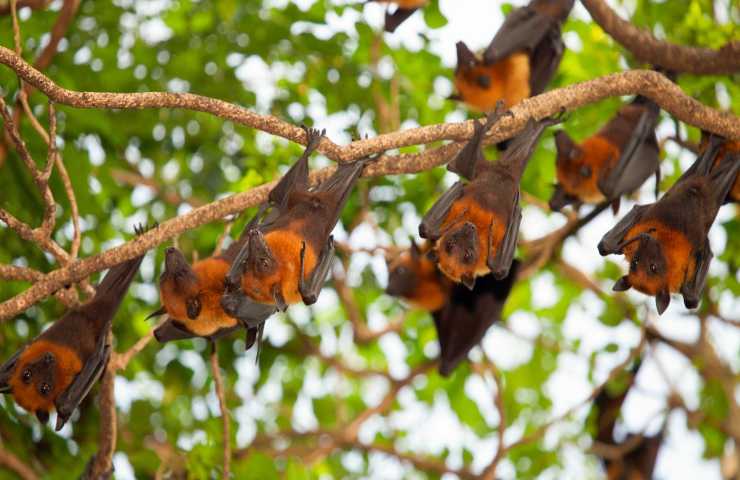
[0,227,146,430]
[221,127,372,325]
[386,241,519,376]
[419,106,561,288]
[451,0,574,112]
[372,0,427,33]
[550,96,661,214]
[598,135,740,314]
[700,131,740,204]
[591,359,664,480]
[148,226,267,351]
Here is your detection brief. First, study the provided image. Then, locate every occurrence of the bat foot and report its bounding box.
[300,124,326,152]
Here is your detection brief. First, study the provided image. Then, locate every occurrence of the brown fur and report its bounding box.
[557,136,620,203]
[9,341,82,414]
[454,53,531,111]
[388,247,449,312]
[161,257,240,337]
[240,229,318,305]
[623,220,695,295]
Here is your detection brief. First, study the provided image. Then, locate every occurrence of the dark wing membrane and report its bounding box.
[488,192,521,279]
[87,254,145,330]
[315,157,369,232]
[526,27,565,95]
[598,100,661,200]
[435,262,518,376]
[419,181,465,240]
[680,241,713,309]
[384,7,418,33]
[597,204,650,255]
[0,350,22,393]
[483,6,555,64]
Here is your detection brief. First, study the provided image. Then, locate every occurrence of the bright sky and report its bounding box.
[41,0,736,478]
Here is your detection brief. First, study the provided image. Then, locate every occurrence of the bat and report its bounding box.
[221,127,372,324]
[700,131,740,204]
[0,227,146,430]
[372,0,427,33]
[591,359,663,480]
[148,225,268,351]
[550,96,662,214]
[386,241,519,376]
[451,0,574,112]
[598,135,740,314]
[419,106,561,289]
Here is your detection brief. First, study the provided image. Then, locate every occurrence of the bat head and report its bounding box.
[553,130,599,205]
[386,240,423,298]
[159,247,203,322]
[436,221,480,288]
[233,229,286,307]
[455,41,478,75]
[616,232,671,313]
[6,342,82,425]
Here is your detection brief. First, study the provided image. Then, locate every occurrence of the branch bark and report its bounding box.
[581,0,740,75]
[0,445,38,480]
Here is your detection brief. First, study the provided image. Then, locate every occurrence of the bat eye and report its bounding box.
[630,259,638,271]
[649,263,658,274]
[186,297,202,319]
[395,267,407,276]
[579,165,591,178]
[463,250,474,263]
[39,383,51,397]
[569,149,579,160]
[22,369,32,384]
[445,241,454,254]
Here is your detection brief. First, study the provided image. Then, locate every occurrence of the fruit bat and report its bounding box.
[419,108,561,288]
[700,131,740,204]
[372,0,427,33]
[221,127,372,324]
[148,226,267,350]
[0,229,146,430]
[387,241,519,376]
[550,96,662,214]
[451,0,574,112]
[598,135,740,314]
[591,359,663,480]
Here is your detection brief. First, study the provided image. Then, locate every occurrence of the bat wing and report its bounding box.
[0,349,22,393]
[488,192,522,279]
[597,204,650,256]
[384,7,418,33]
[220,289,277,330]
[419,181,465,240]
[435,262,519,376]
[598,103,661,201]
[526,26,565,95]
[316,157,369,231]
[54,333,111,431]
[483,6,555,64]
[268,127,325,209]
[680,241,713,309]
[299,236,336,305]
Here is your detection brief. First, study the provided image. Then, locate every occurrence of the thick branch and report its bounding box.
[209,348,231,480]
[89,365,116,479]
[581,0,740,75]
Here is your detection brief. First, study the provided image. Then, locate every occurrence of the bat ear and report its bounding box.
[461,274,476,291]
[273,285,288,311]
[153,319,196,343]
[186,297,202,319]
[554,130,576,159]
[0,350,21,393]
[455,41,476,69]
[612,276,631,292]
[655,289,670,315]
[36,410,50,424]
[146,306,167,320]
[410,239,421,261]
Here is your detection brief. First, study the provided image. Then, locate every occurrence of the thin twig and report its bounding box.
[210,346,231,480]
[0,444,38,480]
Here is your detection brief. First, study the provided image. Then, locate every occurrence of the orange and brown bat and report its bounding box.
[591,359,663,480]
[387,241,519,376]
[372,0,427,32]
[0,228,146,430]
[550,96,661,213]
[221,127,372,324]
[451,0,574,112]
[148,232,269,350]
[598,136,740,314]
[419,107,560,288]
[700,131,740,204]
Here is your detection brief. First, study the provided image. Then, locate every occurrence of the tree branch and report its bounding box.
[0,0,50,15]
[0,445,38,480]
[209,347,231,480]
[580,0,740,75]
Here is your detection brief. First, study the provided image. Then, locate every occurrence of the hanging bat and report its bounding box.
[550,96,662,214]
[700,131,740,204]
[451,0,574,112]
[598,135,740,314]
[0,229,146,430]
[419,107,561,289]
[372,0,427,33]
[221,127,372,323]
[386,241,519,376]
[591,359,663,480]
[148,229,268,351]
